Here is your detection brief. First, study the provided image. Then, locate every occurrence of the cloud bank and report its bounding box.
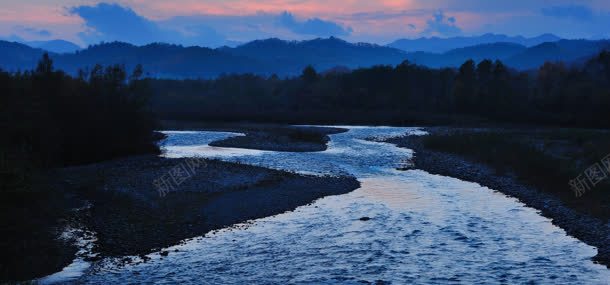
[1,1,609,46]
[277,11,352,36]
[422,11,461,36]
[68,3,352,47]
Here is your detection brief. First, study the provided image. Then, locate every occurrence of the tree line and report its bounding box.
[2,51,609,189]
[0,54,159,191]
[147,51,610,127]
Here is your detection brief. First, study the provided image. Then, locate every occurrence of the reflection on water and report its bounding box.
[163,145,267,158]
[74,127,609,284]
[161,131,268,158]
[359,177,434,211]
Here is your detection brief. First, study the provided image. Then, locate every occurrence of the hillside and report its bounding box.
[506,40,610,69]
[389,33,560,53]
[224,37,408,74]
[0,38,408,78]
[405,42,527,68]
[26,40,81,54]
[1,37,609,76]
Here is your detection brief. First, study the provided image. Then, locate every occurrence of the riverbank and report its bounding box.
[209,126,347,152]
[161,120,347,152]
[379,127,610,268]
[0,155,359,283]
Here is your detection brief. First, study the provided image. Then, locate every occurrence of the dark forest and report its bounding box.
[148,51,610,127]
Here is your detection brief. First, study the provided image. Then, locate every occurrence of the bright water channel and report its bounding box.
[49,127,609,284]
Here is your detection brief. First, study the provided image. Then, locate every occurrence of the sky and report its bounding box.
[1,0,610,47]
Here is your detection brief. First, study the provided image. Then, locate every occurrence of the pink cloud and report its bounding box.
[123,0,419,18]
[3,0,607,45]
[0,4,79,24]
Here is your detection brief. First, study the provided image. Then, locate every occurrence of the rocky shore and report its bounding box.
[380,130,610,268]
[69,156,360,257]
[1,155,359,283]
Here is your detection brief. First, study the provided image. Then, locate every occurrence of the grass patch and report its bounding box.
[422,129,610,220]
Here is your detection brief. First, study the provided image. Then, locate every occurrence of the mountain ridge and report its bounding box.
[1,36,608,77]
[26,39,81,54]
[389,33,561,53]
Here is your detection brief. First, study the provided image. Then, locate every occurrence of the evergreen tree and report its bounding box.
[453,59,477,112]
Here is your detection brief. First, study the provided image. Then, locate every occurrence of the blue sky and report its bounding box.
[1,1,609,47]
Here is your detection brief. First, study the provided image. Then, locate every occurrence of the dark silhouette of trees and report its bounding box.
[36,53,54,74]
[476,59,493,103]
[143,50,610,128]
[301,65,318,84]
[453,59,477,112]
[1,54,159,191]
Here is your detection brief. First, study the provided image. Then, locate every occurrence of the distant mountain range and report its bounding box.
[26,40,81,54]
[388,33,562,53]
[404,40,610,69]
[405,42,527,68]
[0,37,407,77]
[507,40,610,69]
[1,36,609,78]
[0,36,81,54]
[220,37,407,75]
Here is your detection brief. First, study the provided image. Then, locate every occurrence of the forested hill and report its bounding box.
[404,40,610,69]
[219,37,408,75]
[1,37,609,78]
[0,38,406,78]
[388,33,561,53]
[0,41,269,78]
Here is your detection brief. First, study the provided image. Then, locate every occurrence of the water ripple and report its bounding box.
[74,127,609,284]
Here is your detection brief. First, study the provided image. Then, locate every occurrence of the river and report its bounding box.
[50,127,610,284]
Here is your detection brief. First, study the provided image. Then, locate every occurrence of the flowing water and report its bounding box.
[53,127,609,284]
